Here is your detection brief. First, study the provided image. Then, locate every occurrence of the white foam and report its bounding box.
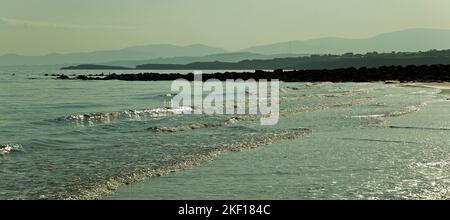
[349,114,385,118]
[0,144,22,155]
[122,106,193,118]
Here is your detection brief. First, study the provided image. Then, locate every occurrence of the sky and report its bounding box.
[1,0,450,55]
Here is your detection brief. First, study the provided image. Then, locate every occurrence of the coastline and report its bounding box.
[417,82,450,90]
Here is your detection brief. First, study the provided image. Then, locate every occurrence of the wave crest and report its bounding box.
[63,128,312,200]
[62,106,194,124]
[147,116,244,133]
[0,144,23,155]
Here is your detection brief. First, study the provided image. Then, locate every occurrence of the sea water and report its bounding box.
[0,66,449,199]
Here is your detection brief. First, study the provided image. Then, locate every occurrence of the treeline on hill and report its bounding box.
[57,64,450,82]
[135,49,450,70]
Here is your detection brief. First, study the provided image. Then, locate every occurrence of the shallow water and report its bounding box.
[1,66,449,199]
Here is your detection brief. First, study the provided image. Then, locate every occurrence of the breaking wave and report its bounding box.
[121,106,193,120]
[0,144,23,155]
[281,97,376,116]
[63,128,312,200]
[61,106,194,124]
[64,112,119,122]
[282,89,369,101]
[147,117,244,133]
[344,101,435,128]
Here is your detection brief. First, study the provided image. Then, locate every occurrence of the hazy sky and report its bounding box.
[1,0,450,55]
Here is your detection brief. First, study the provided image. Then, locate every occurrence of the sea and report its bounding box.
[0,66,449,200]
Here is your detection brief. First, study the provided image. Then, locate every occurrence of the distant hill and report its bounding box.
[61,64,131,70]
[241,28,450,55]
[0,44,226,67]
[100,52,308,68]
[133,49,450,70]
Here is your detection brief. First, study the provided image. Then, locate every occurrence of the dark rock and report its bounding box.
[57,64,450,82]
[56,74,69,80]
[76,75,89,80]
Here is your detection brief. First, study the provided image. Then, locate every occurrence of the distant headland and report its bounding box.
[61,64,132,70]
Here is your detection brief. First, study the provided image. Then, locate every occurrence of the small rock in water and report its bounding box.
[385,80,400,84]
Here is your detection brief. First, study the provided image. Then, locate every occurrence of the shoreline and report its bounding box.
[415,82,450,90]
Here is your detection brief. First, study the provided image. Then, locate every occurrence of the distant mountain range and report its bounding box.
[64,49,450,70]
[61,64,132,70]
[3,28,450,67]
[0,44,226,67]
[242,28,450,55]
